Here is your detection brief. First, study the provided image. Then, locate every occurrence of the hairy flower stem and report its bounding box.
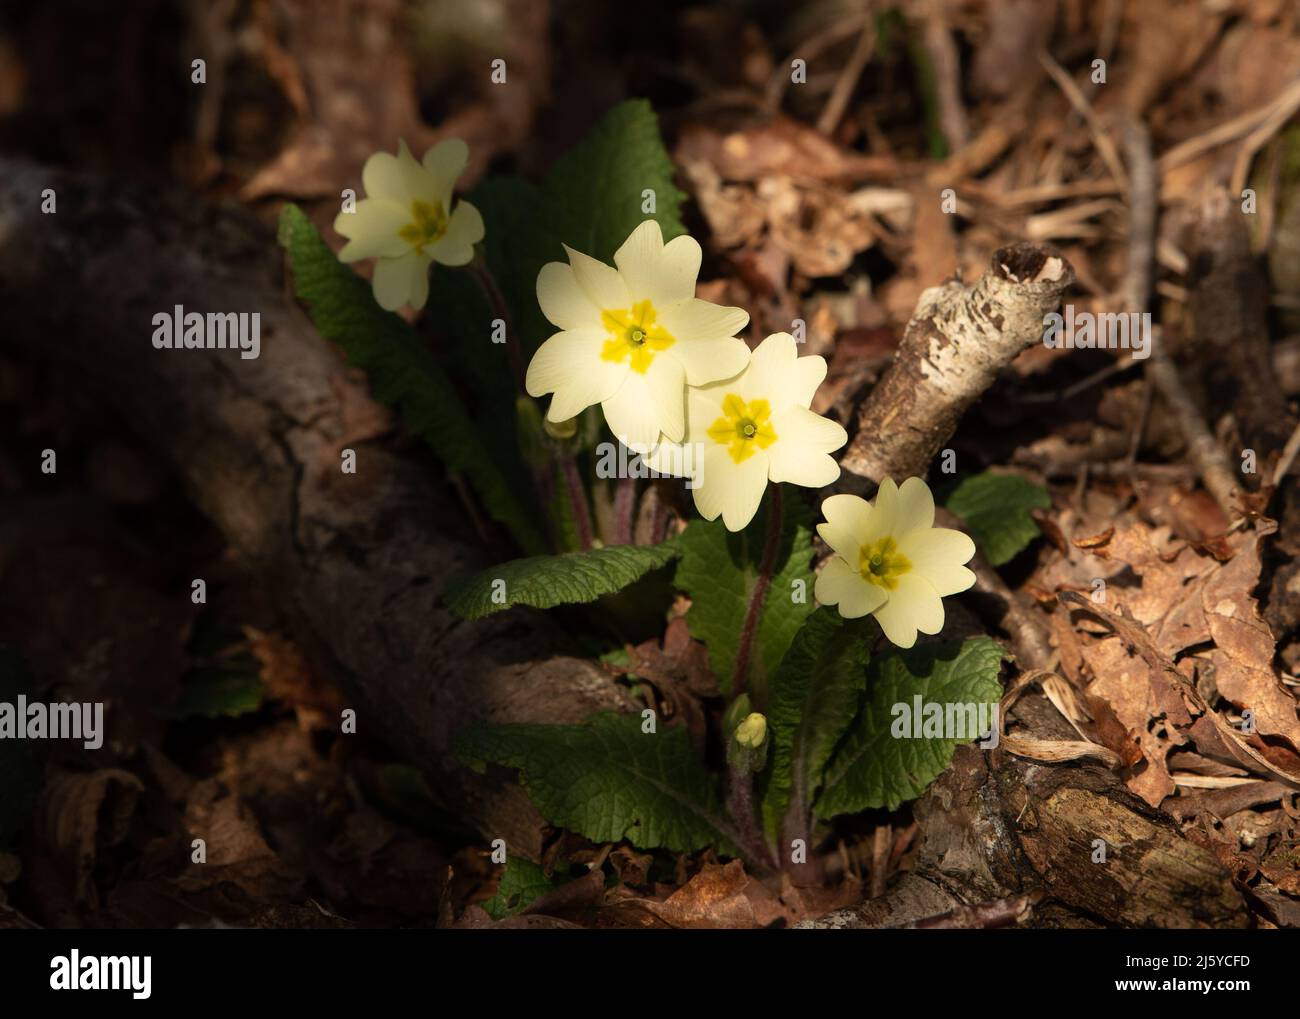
[467,258,586,551]
[725,768,776,871]
[559,453,594,550]
[612,476,636,544]
[731,486,783,702]
[469,259,524,393]
[650,491,670,544]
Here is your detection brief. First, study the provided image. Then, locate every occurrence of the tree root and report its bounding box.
[0,162,636,860]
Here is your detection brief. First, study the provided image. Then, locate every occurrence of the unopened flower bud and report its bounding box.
[543,415,578,440]
[734,712,767,749]
[728,710,769,774]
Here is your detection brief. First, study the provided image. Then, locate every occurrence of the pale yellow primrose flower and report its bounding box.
[648,332,847,531]
[525,220,750,453]
[333,139,485,312]
[815,478,976,649]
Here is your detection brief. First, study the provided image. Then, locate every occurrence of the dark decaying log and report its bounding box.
[0,161,635,861]
[0,164,1248,925]
[801,696,1248,928]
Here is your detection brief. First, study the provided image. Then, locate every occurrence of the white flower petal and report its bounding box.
[866,477,900,542]
[645,355,686,443]
[643,438,693,479]
[603,373,664,453]
[872,574,944,648]
[681,380,727,441]
[363,140,430,205]
[536,262,601,331]
[816,494,872,560]
[361,151,406,203]
[659,298,749,345]
[666,335,750,387]
[747,332,827,409]
[427,200,483,266]
[815,557,887,618]
[871,599,916,648]
[691,445,769,531]
[614,221,702,306]
[767,406,846,487]
[770,449,841,490]
[749,330,799,368]
[334,199,411,261]
[898,526,976,597]
[659,235,704,298]
[896,475,936,534]
[786,352,830,409]
[422,138,469,204]
[525,329,624,420]
[565,245,630,311]
[371,251,432,311]
[739,332,829,410]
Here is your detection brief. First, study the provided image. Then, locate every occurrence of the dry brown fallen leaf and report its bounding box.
[613,859,840,929]
[676,117,897,184]
[34,767,144,904]
[243,625,345,731]
[622,860,757,929]
[1065,592,1300,795]
[174,784,302,904]
[1199,524,1300,754]
[241,0,546,201]
[1075,519,1300,754]
[1083,636,1191,805]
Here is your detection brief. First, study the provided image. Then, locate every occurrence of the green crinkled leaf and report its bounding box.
[427,177,548,413]
[277,203,545,555]
[482,858,559,920]
[816,637,1008,816]
[455,712,737,855]
[944,471,1051,567]
[0,647,44,848]
[474,175,560,357]
[760,609,872,841]
[541,98,687,266]
[674,488,815,697]
[444,539,681,619]
[441,101,687,372]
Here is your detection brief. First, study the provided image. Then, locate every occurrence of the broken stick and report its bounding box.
[839,243,1074,487]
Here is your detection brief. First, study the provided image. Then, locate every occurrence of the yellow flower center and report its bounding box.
[706,394,778,464]
[599,299,675,373]
[857,536,910,590]
[399,199,449,253]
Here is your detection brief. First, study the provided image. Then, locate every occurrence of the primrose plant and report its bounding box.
[277,101,1045,896]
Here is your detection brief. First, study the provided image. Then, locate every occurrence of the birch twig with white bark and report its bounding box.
[839,243,1075,486]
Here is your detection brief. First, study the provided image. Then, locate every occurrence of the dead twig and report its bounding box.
[1148,339,1243,519]
[1159,77,1300,175]
[1038,50,1128,190]
[1124,119,1244,519]
[1230,75,1300,198]
[840,243,1074,486]
[920,0,969,152]
[817,17,875,136]
[1273,419,1300,487]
